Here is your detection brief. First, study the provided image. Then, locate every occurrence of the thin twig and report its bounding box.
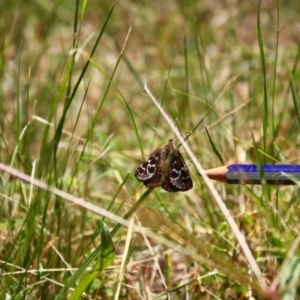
[142,80,268,294]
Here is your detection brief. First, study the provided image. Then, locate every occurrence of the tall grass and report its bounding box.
[1,0,300,299]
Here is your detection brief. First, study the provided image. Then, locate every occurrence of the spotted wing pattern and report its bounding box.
[162,149,193,192]
[135,148,164,187]
[135,139,193,192]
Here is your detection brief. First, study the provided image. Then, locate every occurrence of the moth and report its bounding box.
[135,139,193,192]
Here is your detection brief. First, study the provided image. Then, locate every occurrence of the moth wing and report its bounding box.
[143,168,164,188]
[162,150,193,192]
[135,150,161,182]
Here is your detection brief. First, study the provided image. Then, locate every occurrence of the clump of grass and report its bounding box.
[1,0,300,299]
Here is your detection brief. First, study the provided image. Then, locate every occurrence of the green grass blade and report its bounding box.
[290,72,300,128]
[68,221,115,299]
[205,127,225,165]
[257,0,268,159]
[54,189,152,299]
